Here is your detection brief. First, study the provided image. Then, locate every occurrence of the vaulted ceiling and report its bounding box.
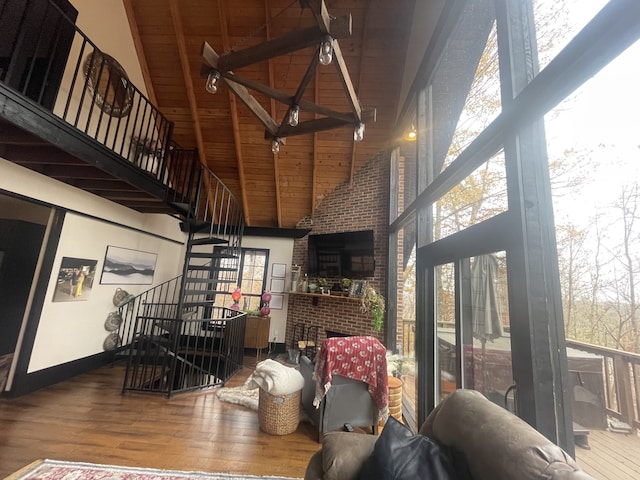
[123,0,416,228]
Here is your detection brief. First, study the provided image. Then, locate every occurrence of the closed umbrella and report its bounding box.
[470,254,503,392]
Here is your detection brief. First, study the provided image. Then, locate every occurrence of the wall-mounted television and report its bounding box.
[307,230,375,278]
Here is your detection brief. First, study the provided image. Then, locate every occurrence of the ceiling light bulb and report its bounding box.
[354,122,365,142]
[319,36,334,66]
[404,125,417,141]
[288,105,299,127]
[271,138,280,154]
[205,71,220,94]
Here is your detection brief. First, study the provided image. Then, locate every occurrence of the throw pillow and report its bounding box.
[358,416,458,480]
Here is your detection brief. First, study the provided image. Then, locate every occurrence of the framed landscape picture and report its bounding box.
[100,246,157,285]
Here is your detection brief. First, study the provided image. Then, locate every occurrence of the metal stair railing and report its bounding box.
[116,158,246,397]
[116,275,246,397]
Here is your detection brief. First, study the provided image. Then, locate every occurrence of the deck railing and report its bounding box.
[567,339,640,432]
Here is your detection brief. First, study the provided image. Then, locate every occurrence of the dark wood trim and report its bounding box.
[216,18,351,73]
[0,86,167,198]
[6,350,115,398]
[243,226,310,239]
[9,209,65,396]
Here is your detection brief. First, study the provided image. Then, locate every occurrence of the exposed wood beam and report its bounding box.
[269,116,362,138]
[331,40,362,121]
[349,1,371,184]
[217,2,251,226]
[265,0,283,228]
[202,42,279,136]
[0,145,83,164]
[216,16,351,72]
[307,0,361,120]
[169,0,206,162]
[312,69,319,214]
[214,71,367,124]
[122,0,158,106]
[276,55,319,137]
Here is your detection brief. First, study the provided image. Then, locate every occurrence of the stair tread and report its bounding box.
[191,237,229,246]
[186,266,237,272]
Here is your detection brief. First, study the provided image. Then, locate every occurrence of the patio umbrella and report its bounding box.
[470,254,504,392]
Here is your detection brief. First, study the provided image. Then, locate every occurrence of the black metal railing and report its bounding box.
[117,275,246,397]
[192,166,245,252]
[0,0,173,185]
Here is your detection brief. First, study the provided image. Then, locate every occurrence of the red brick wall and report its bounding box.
[286,151,390,351]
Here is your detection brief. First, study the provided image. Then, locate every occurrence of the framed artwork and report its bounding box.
[53,257,98,302]
[349,280,367,298]
[100,246,157,285]
[270,277,285,293]
[269,294,284,310]
[272,263,286,278]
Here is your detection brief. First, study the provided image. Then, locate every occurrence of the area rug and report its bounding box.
[7,459,302,480]
[216,383,260,410]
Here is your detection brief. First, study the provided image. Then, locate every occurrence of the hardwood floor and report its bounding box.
[0,359,321,478]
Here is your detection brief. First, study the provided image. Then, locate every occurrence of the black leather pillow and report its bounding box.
[358,417,459,480]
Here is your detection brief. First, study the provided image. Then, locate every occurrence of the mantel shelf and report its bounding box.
[289,291,361,303]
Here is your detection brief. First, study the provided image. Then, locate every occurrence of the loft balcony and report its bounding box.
[0,0,192,214]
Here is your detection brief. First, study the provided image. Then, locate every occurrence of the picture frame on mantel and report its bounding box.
[349,280,367,298]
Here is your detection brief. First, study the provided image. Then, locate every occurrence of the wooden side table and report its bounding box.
[244,315,270,359]
[387,376,403,421]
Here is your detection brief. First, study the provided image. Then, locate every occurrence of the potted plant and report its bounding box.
[341,277,352,295]
[318,277,328,294]
[361,285,386,331]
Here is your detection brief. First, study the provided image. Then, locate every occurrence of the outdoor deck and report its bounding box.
[576,429,640,479]
[401,377,640,479]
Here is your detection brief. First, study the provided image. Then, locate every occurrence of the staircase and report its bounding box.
[0,0,247,397]
[117,150,247,397]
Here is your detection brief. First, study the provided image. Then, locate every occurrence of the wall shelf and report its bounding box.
[289,291,361,306]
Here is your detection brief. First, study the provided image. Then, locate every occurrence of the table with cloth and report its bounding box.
[312,336,389,423]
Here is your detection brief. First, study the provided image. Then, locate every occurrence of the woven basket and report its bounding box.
[258,388,301,435]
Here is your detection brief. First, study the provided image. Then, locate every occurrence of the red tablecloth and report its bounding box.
[313,336,389,421]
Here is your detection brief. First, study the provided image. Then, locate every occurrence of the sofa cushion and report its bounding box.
[320,431,378,480]
[359,417,465,480]
[421,390,594,480]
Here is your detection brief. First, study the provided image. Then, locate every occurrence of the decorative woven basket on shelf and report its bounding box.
[258,388,301,435]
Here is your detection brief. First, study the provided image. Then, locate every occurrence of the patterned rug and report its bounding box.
[8,459,302,480]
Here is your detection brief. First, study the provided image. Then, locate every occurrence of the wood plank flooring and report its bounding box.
[0,361,321,479]
[575,429,640,480]
[2,358,640,479]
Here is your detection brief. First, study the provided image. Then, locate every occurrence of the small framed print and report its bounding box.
[349,280,367,298]
[270,294,284,310]
[270,278,285,293]
[272,263,286,278]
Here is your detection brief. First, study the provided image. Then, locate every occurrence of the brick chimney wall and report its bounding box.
[286,151,390,351]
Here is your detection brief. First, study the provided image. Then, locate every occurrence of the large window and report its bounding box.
[238,249,269,311]
[388,0,640,456]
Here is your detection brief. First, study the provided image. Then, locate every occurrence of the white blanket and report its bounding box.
[246,359,304,396]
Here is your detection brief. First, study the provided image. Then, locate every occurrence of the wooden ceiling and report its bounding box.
[124,0,415,228]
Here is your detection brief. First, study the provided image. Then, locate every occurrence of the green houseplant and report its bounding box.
[361,285,385,331]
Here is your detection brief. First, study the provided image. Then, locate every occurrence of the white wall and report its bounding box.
[29,213,184,372]
[0,160,186,374]
[241,236,295,344]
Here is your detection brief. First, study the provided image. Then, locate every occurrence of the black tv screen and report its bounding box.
[307,230,375,278]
